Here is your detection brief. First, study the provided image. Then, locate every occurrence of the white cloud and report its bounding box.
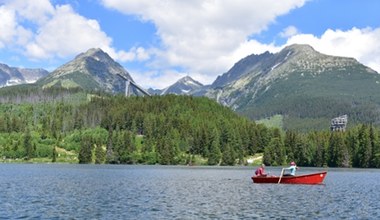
[133,25,380,88]
[4,0,54,24]
[0,4,33,48]
[0,1,131,63]
[0,6,17,47]
[131,69,187,89]
[101,0,307,86]
[4,0,379,91]
[116,47,150,62]
[25,4,112,59]
[280,25,299,38]
[286,27,380,73]
[129,67,217,89]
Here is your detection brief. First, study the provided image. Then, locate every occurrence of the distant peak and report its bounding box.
[178,76,203,86]
[75,48,109,60]
[179,75,193,82]
[85,48,103,54]
[283,44,315,53]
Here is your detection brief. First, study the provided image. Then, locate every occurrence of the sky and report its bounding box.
[1,0,380,89]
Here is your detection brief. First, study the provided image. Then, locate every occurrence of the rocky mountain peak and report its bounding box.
[283,44,316,54]
[178,76,203,86]
[38,48,134,93]
[50,48,131,79]
[84,47,103,55]
[0,63,48,87]
[205,43,378,111]
[161,76,204,95]
[76,48,110,62]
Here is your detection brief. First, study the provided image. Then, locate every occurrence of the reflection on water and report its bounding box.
[0,164,379,219]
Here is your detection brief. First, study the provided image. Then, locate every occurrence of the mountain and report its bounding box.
[37,48,134,94]
[147,88,162,95]
[160,76,204,95]
[206,44,380,129]
[211,51,273,88]
[0,63,48,87]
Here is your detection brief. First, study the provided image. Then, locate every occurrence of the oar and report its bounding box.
[278,168,284,184]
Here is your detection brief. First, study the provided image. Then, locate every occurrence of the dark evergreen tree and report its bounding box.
[105,125,116,163]
[23,128,33,160]
[263,144,274,166]
[293,134,314,166]
[156,136,172,165]
[247,124,259,155]
[356,125,372,168]
[256,124,270,153]
[78,135,93,163]
[95,143,105,164]
[284,130,297,162]
[207,128,221,165]
[328,132,349,167]
[369,125,380,167]
[309,131,328,167]
[221,143,235,166]
[267,137,285,166]
[52,146,57,162]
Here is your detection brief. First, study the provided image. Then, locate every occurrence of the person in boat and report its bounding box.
[283,161,299,176]
[255,164,267,176]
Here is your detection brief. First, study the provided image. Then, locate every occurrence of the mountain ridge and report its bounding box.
[0,63,49,87]
[2,44,380,130]
[206,44,378,109]
[37,48,134,94]
[203,44,380,129]
[159,76,204,95]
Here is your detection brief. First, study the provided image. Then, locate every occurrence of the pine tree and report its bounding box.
[23,128,33,160]
[293,134,313,166]
[221,143,235,166]
[247,124,259,155]
[310,131,329,167]
[106,126,116,163]
[156,136,171,165]
[78,135,93,164]
[263,145,274,166]
[369,125,380,167]
[357,125,371,168]
[52,146,57,163]
[267,137,285,166]
[257,124,270,153]
[347,128,359,167]
[328,132,349,167]
[284,130,297,162]
[208,128,221,165]
[95,143,106,164]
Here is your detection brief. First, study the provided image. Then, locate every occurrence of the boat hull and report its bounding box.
[252,171,327,184]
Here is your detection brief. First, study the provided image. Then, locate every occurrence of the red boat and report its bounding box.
[252,171,327,184]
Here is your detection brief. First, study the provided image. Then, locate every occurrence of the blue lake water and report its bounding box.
[0,164,379,219]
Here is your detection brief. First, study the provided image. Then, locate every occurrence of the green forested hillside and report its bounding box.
[0,87,379,168]
[0,88,269,165]
[207,44,380,131]
[263,125,380,168]
[239,68,380,131]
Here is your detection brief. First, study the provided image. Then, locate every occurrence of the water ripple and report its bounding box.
[0,165,379,219]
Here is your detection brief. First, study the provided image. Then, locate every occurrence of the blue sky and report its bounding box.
[1,0,380,89]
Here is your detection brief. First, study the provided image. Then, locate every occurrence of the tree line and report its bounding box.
[0,87,379,167]
[263,125,380,168]
[0,92,267,165]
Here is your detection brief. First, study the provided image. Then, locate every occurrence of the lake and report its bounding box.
[0,164,379,219]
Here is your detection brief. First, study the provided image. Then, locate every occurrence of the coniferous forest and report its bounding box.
[0,86,380,168]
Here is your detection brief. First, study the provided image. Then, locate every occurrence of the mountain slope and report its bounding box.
[206,44,380,129]
[160,76,204,95]
[0,63,48,87]
[37,48,133,93]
